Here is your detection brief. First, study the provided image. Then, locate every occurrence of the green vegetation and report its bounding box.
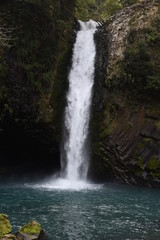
[104,2,160,96]
[0,0,75,128]
[100,114,117,138]
[121,0,140,6]
[19,220,42,235]
[137,157,145,171]
[12,2,58,92]
[0,215,44,238]
[156,120,160,130]
[0,214,12,237]
[122,11,160,93]
[148,156,160,171]
[75,0,140,21]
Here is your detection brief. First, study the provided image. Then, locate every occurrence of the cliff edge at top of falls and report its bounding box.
[91,0,160,187]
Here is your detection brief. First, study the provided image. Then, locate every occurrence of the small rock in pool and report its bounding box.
[16,220,47,240]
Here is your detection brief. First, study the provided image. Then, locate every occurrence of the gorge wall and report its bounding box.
[0,0,76,177]
[0,0,160,187]
[91,0,160,187]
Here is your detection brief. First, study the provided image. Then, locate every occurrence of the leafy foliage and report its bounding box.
[123,12,160,92]
[0,0,75,124]
[121,0,140,7]
[75,0,140,21]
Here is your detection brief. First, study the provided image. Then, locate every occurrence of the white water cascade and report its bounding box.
[31,20,99,190]
[61,20,98,182]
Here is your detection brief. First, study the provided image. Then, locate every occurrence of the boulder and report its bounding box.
[91,0,160,187]
[0,214,12,238]
[16,221,47,240]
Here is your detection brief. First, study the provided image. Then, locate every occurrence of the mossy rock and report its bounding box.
[148,156,160,171]
[19,221,42,235]
[0,214,12,238]
[16,220,47,240]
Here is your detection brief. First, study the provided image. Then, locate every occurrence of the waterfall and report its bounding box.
[61,20,98,181]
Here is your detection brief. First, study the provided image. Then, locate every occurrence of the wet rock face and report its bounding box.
[101,109,160,187]
[92,0,160,187]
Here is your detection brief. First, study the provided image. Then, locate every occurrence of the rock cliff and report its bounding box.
[0,0,76,177]
[91,0,160,187]
[1,0,160,187]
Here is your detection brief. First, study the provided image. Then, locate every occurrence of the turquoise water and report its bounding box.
[0,181,160,240]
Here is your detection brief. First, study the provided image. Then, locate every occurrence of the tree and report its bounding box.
[75,0,140,21]
[76,0,122,21]
[120,0,140,7]
[100,0,122,21]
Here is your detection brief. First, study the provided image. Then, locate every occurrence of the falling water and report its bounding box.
[61,20,98,181]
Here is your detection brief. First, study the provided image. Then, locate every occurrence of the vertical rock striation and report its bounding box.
[92,0,160,187]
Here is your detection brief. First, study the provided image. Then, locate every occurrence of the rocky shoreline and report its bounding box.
[0,214,47,240]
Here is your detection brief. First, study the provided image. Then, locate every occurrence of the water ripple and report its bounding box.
[0,183,160,239]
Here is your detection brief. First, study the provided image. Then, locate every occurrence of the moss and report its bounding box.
[137,157,145,170]
[0,0,76,135]
[107,7,160,95]
[143,137,153,143]
[155,121,160,130]
[100,121,115,138]
[125,121,133,133]
[0,214,12,237]
[49,21,74,139]
[51,50,70,107]
[13,5,57,92]
[75,0,139,21]
[147,155,160,179]
[19,220,42,235]
[146,105,160,119]
[122,11,160,93]
[99,102,119,138]
[148,156,160,171]
[0,0,60,124]
[133,142,146,168]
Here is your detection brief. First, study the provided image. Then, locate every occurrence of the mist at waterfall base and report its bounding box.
[1,21,160,240]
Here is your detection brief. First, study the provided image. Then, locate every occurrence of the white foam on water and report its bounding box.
[25,177,102,191]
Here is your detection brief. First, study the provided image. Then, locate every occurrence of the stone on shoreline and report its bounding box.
[16,220,47,240]
[0,214,12,238]
[0,214,47,240]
